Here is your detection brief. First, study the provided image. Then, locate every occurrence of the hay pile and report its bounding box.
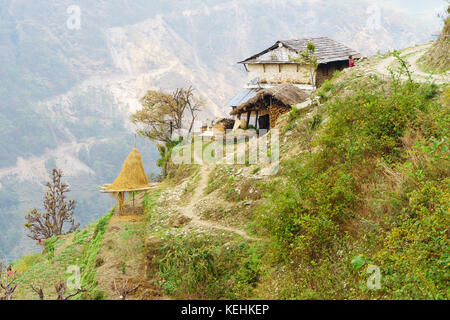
[106,148,149,191]
[421,18,450,72]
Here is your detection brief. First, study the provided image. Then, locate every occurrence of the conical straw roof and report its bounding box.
[106,148,149,191]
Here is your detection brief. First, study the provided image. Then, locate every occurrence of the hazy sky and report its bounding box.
[378,0,447,26]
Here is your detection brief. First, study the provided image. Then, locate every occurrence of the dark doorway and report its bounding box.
[258,114,270,130]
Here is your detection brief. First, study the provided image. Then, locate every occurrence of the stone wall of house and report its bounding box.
[248,64,312,84]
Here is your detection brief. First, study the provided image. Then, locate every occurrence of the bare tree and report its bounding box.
[112,279,141,300]
[30,283,45,300]
[173,86,204,133]
[0,261,18,300]
[25,168,79,240]
[30,281,86,300]
[54,281,86,300]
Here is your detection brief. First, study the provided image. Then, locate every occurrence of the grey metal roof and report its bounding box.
[239,37,361,65]
[226,88,260,107]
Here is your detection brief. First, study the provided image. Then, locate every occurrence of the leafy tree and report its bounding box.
[289,41,318,85]
[132,86,203,142]
[24,168,79,240]
[131,87,203,178]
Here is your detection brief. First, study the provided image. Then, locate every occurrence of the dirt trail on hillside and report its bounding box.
[373,43,449,84]
[179,153,258,241]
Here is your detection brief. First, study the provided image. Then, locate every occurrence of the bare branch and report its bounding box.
[0,261,18,300]
[112,279,141,300]
[54,281,86,300]
[30,283,45,300]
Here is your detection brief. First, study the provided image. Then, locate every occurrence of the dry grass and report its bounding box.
[420,18,450,72]
[107,148,149,191]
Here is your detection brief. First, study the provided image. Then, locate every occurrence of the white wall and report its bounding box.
[248,63,313,84]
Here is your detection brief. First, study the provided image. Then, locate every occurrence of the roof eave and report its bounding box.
[238,40,283,65]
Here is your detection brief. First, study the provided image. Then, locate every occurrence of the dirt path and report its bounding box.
[179,153,258,241]
[372,42,449,84]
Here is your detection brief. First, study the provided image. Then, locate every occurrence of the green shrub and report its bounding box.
[375,181,449,299]
[253,63,449,299]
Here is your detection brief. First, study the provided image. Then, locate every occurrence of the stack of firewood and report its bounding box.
[269,106,290,128]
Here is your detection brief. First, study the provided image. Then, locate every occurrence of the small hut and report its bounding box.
[230,83,308,130]
[101,147,156,214]
[212,118,235,133]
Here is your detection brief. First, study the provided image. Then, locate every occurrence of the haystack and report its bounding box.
[101,147,155,214]
[106,148,149,191]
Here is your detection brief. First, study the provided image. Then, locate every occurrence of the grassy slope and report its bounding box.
[9,49,449,300]
[147,52,448,299]
[12,210,113,300]
[249,57,449,299]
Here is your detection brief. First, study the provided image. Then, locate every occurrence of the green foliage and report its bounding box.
[157,233,263,299]
[317,79,334,100]
[316,70,341,101]
[12,253,41,274]
[375,181,449,299]
[226,187,240,202]
[351,255,366,270]
[43,236,58,260]
[143,190,161,222]
[255,64,449,299]
[289,41,318,84]
[79,210,114,299]
[156,138,183,178]
[310,114,323,130]
[251,167,261,175]
[288,105,301,122]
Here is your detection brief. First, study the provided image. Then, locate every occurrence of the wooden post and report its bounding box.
[255,110,259,130]
[246,111,251,130]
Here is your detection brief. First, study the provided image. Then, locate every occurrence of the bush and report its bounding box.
[254,64,449,299]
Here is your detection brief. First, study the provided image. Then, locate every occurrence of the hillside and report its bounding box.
[8,45,449,300]
[0,0,444,263]
[419,17,450,73]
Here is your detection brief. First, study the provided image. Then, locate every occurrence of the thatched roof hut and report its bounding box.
[230,83,308,116]
[230,83,309,130]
